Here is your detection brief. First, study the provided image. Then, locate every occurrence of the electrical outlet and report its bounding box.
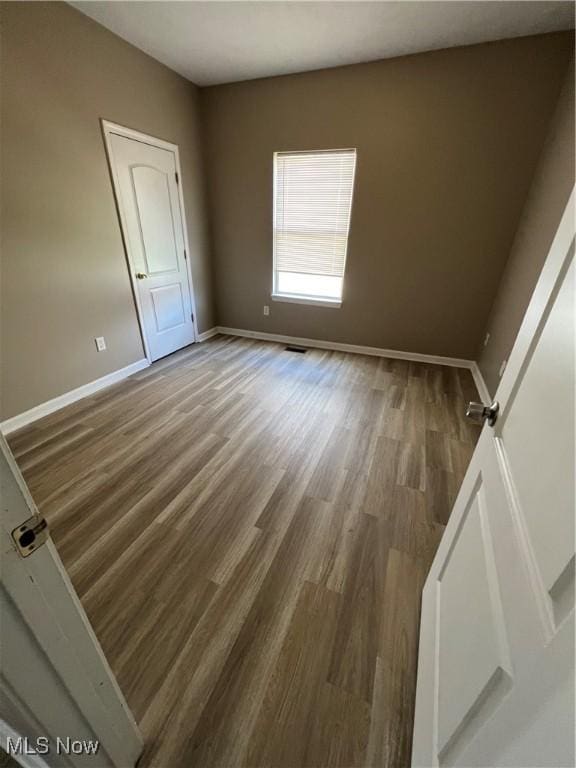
[483,332,491,347]
[263,305,270,316]
[499,359,507,377]
[95,336,107,352]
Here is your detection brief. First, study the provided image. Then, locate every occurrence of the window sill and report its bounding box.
[271,293,342,308]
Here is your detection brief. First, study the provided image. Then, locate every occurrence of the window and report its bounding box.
[273,148,357,306]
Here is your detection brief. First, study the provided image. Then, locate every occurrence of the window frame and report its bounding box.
[271,148,357,308]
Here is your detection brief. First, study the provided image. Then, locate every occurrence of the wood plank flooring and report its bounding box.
[9,335,481,768]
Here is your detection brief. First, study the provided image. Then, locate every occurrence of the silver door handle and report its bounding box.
[135,272,148,280]
[466,400,499,426]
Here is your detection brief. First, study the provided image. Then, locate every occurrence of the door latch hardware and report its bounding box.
[11,515,49,558]
[466,400,500,427]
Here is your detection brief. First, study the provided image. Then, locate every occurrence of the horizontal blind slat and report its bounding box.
[274,149,356,281]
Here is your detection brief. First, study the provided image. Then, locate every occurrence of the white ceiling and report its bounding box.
[71,1,574,87]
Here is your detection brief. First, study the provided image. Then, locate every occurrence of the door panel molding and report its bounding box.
[493,434,557,640]
[150,283,187,333]
[433,477,513,766]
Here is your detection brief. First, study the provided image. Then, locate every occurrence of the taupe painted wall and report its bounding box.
[0,2,214,420]
[201,33,573,359]
[2,8,573,422]
[478,62,575,396]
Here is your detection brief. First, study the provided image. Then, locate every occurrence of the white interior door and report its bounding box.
[0,435,142,768]
[412,191,575,768]
[107,130,195,362]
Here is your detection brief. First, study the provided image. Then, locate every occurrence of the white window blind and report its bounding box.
[273,148,357,302]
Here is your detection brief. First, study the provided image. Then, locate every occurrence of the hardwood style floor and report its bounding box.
[9,335,480,768]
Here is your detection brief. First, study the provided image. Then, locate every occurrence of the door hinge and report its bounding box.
[184,249,187,261]
[11,514,50,558]
[175,172,179,184]
[191,312,194,322]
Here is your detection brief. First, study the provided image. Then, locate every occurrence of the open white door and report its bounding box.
[0,435,142,768]
[412,191,575,768]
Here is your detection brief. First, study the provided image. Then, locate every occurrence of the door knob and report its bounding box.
[466,400,499,426]
[135,272,148,280]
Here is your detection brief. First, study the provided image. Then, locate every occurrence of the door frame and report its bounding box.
[100,119,199,362]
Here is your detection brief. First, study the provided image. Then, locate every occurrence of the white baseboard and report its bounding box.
[1,332,491,436]
[217,327,492,400]
[470,362,491,404]
[1,358,150,435]
[216,326,476,370]
[197,327,219,342]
